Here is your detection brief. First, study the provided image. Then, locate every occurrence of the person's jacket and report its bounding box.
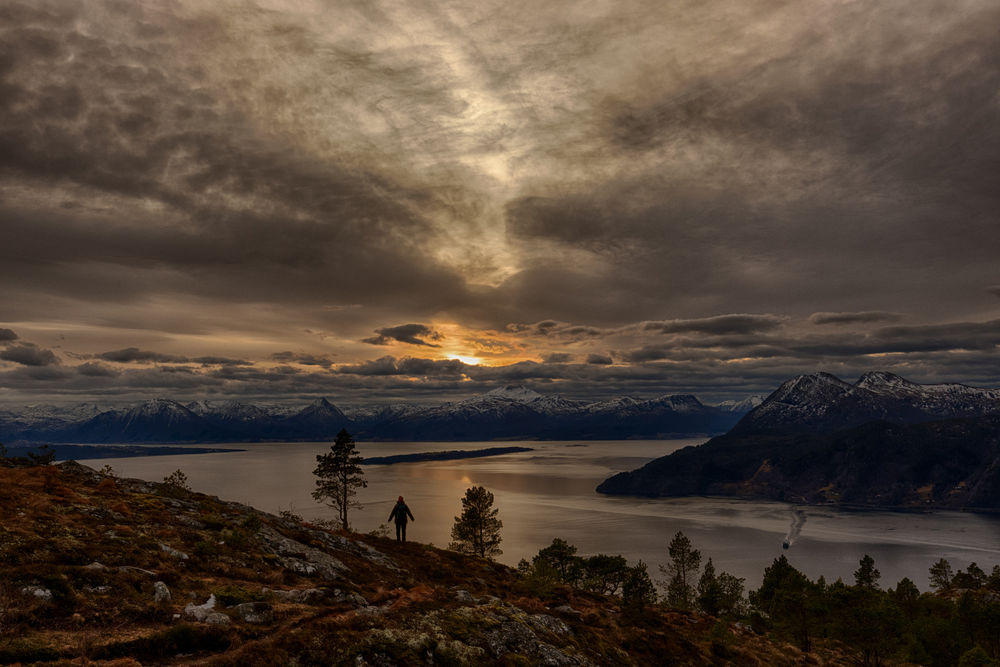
[388,502,414,524]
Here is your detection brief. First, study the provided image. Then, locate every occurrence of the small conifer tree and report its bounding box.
[449,485,502,559]
[929,558,954,592]
[854,554,881,590]
[660,531,701,609]
[312,429,367,531]
[163,469,191,491]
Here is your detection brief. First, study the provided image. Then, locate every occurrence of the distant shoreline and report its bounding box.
[5,444,246,461]
[362,446,533,465]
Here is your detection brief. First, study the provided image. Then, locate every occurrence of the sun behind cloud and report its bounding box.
[445,353,483,366]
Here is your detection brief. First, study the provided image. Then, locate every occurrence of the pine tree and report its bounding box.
[449,486,503,559]
[929,558,954,592]
[659,531,701,609]
[622,561,657,612]
[312,429,367,531]
[534,538,583,585]
[697,558,723,615]
[854,554,881,590]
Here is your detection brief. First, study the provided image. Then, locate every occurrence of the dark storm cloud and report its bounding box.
[642,315,786,336]
[586,354,613,365]
[0,0,475,323]
[0,329,18,342]
[338,356,466,377]
[505,321,613,339]
[75,362,118,378]
[542,352,572,364]
[361,324,443,347]
[809,312,902,326]
[0,343,59,367]
[618,319,1000,363]
[497,0,1000,327]
[191,357,253,367]
[989,286,1000,298]
[270,352,335,368]
[98,348,189,364]
[869,320,1000,353]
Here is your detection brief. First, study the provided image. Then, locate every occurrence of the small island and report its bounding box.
[363,446,533,465]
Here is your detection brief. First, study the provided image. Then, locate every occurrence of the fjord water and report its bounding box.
[95,439,1000,589]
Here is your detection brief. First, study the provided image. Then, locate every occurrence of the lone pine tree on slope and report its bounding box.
[449,485,503,559]
[312,429,367,531]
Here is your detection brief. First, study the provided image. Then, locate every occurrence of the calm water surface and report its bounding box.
[93,439,1000,589]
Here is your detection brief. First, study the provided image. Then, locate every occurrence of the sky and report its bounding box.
[1,0,999,407]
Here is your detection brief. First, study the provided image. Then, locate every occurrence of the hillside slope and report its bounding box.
[0,461,852,666]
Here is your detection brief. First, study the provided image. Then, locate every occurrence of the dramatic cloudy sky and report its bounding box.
[1,0,998,406]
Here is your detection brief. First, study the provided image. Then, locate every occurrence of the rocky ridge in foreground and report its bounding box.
[0,460,852,666]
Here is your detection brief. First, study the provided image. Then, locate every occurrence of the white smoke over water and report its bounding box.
[783,509,807,547]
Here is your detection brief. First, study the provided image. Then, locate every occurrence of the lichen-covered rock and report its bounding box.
[535,641,587,666]
[434,639,486,663]
[234,601,274,624]
[303,528,400,571]
[330,588,369,608]
[259,525,347,580]
[264,587,327,603]
[483,619,541,658]
[529,613,572,637]
[184,594,217,621]
[454,588,476,604]
[21,585,52,600]
[153,581,171,603]
[551,604,582,617]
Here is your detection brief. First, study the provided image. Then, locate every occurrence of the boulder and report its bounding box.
[183,594,218,622]
[153,581,171,603]
[234,602,274,624]
[21,585,53,600]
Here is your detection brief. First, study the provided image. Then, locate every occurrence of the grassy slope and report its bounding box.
[0,461,853,666]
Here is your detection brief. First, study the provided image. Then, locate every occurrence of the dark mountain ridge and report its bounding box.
[598,371,1000,510]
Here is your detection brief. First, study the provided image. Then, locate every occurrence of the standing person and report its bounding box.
[388,496,415,542]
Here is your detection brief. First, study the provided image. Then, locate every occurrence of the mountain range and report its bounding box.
[598,371,1000,510]
[0,385,762,444]
[732,370,1000,435]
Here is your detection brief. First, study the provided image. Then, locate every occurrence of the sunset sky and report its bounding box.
[1,0,999,406]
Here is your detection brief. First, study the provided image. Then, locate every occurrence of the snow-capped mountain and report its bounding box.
[277,398,351,439]
[714,395,765,413]
[186,400,276,423]
[0,402,106,429]
[61,399,228,443]
[2,385,761,443]
[733,371,1000,434]
[345,403,422,422]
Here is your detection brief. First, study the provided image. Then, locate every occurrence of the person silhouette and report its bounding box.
[387,495,415,542]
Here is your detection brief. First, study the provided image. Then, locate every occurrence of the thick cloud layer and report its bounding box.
[1,0,998,404]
